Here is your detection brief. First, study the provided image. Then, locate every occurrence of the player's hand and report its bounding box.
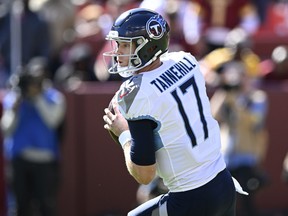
[103,101,129,137]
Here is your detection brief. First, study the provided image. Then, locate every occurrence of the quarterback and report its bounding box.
[103,8,237,216]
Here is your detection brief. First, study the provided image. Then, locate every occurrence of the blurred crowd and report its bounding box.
[0,0,287,92]
[0,0,288,216]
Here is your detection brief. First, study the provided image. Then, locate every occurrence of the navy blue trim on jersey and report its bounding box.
[128,119,157,166]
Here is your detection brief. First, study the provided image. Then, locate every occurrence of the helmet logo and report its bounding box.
[146,15,166,40]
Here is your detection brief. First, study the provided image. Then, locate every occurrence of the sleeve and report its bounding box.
[128,119,157,166]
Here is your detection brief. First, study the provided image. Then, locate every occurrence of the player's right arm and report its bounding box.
[123,141,156,185]
[104,101,156,185]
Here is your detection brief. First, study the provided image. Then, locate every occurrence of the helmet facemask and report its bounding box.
[103,34,149,78]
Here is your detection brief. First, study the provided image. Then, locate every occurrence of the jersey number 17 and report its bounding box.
[171,76,208,147]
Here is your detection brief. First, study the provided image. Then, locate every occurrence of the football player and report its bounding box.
[103,8,240,216]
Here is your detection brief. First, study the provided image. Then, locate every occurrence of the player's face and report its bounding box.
[115,41,136,67]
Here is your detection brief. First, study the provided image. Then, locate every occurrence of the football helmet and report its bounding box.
[103,8,170,77]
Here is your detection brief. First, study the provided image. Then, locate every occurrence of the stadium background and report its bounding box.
[0,0,288,215]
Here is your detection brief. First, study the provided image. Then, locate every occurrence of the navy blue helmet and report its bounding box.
[103,8,170,77]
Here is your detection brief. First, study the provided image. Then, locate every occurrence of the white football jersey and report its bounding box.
[115,51,226,192]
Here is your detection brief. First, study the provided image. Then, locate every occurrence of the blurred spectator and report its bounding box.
[254,0,288,39]
[0,57,66,216]
[54,42,97,91]
[200,27,261,88]
[251,0,270,25]
[193,0,261,55]
[0,0,51,87]
[211,80,269,216]
[260,45,288,81]
[37,0,76,76]
[209,31,269,215]
[73,2,105,59]
[270,0,288,36]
